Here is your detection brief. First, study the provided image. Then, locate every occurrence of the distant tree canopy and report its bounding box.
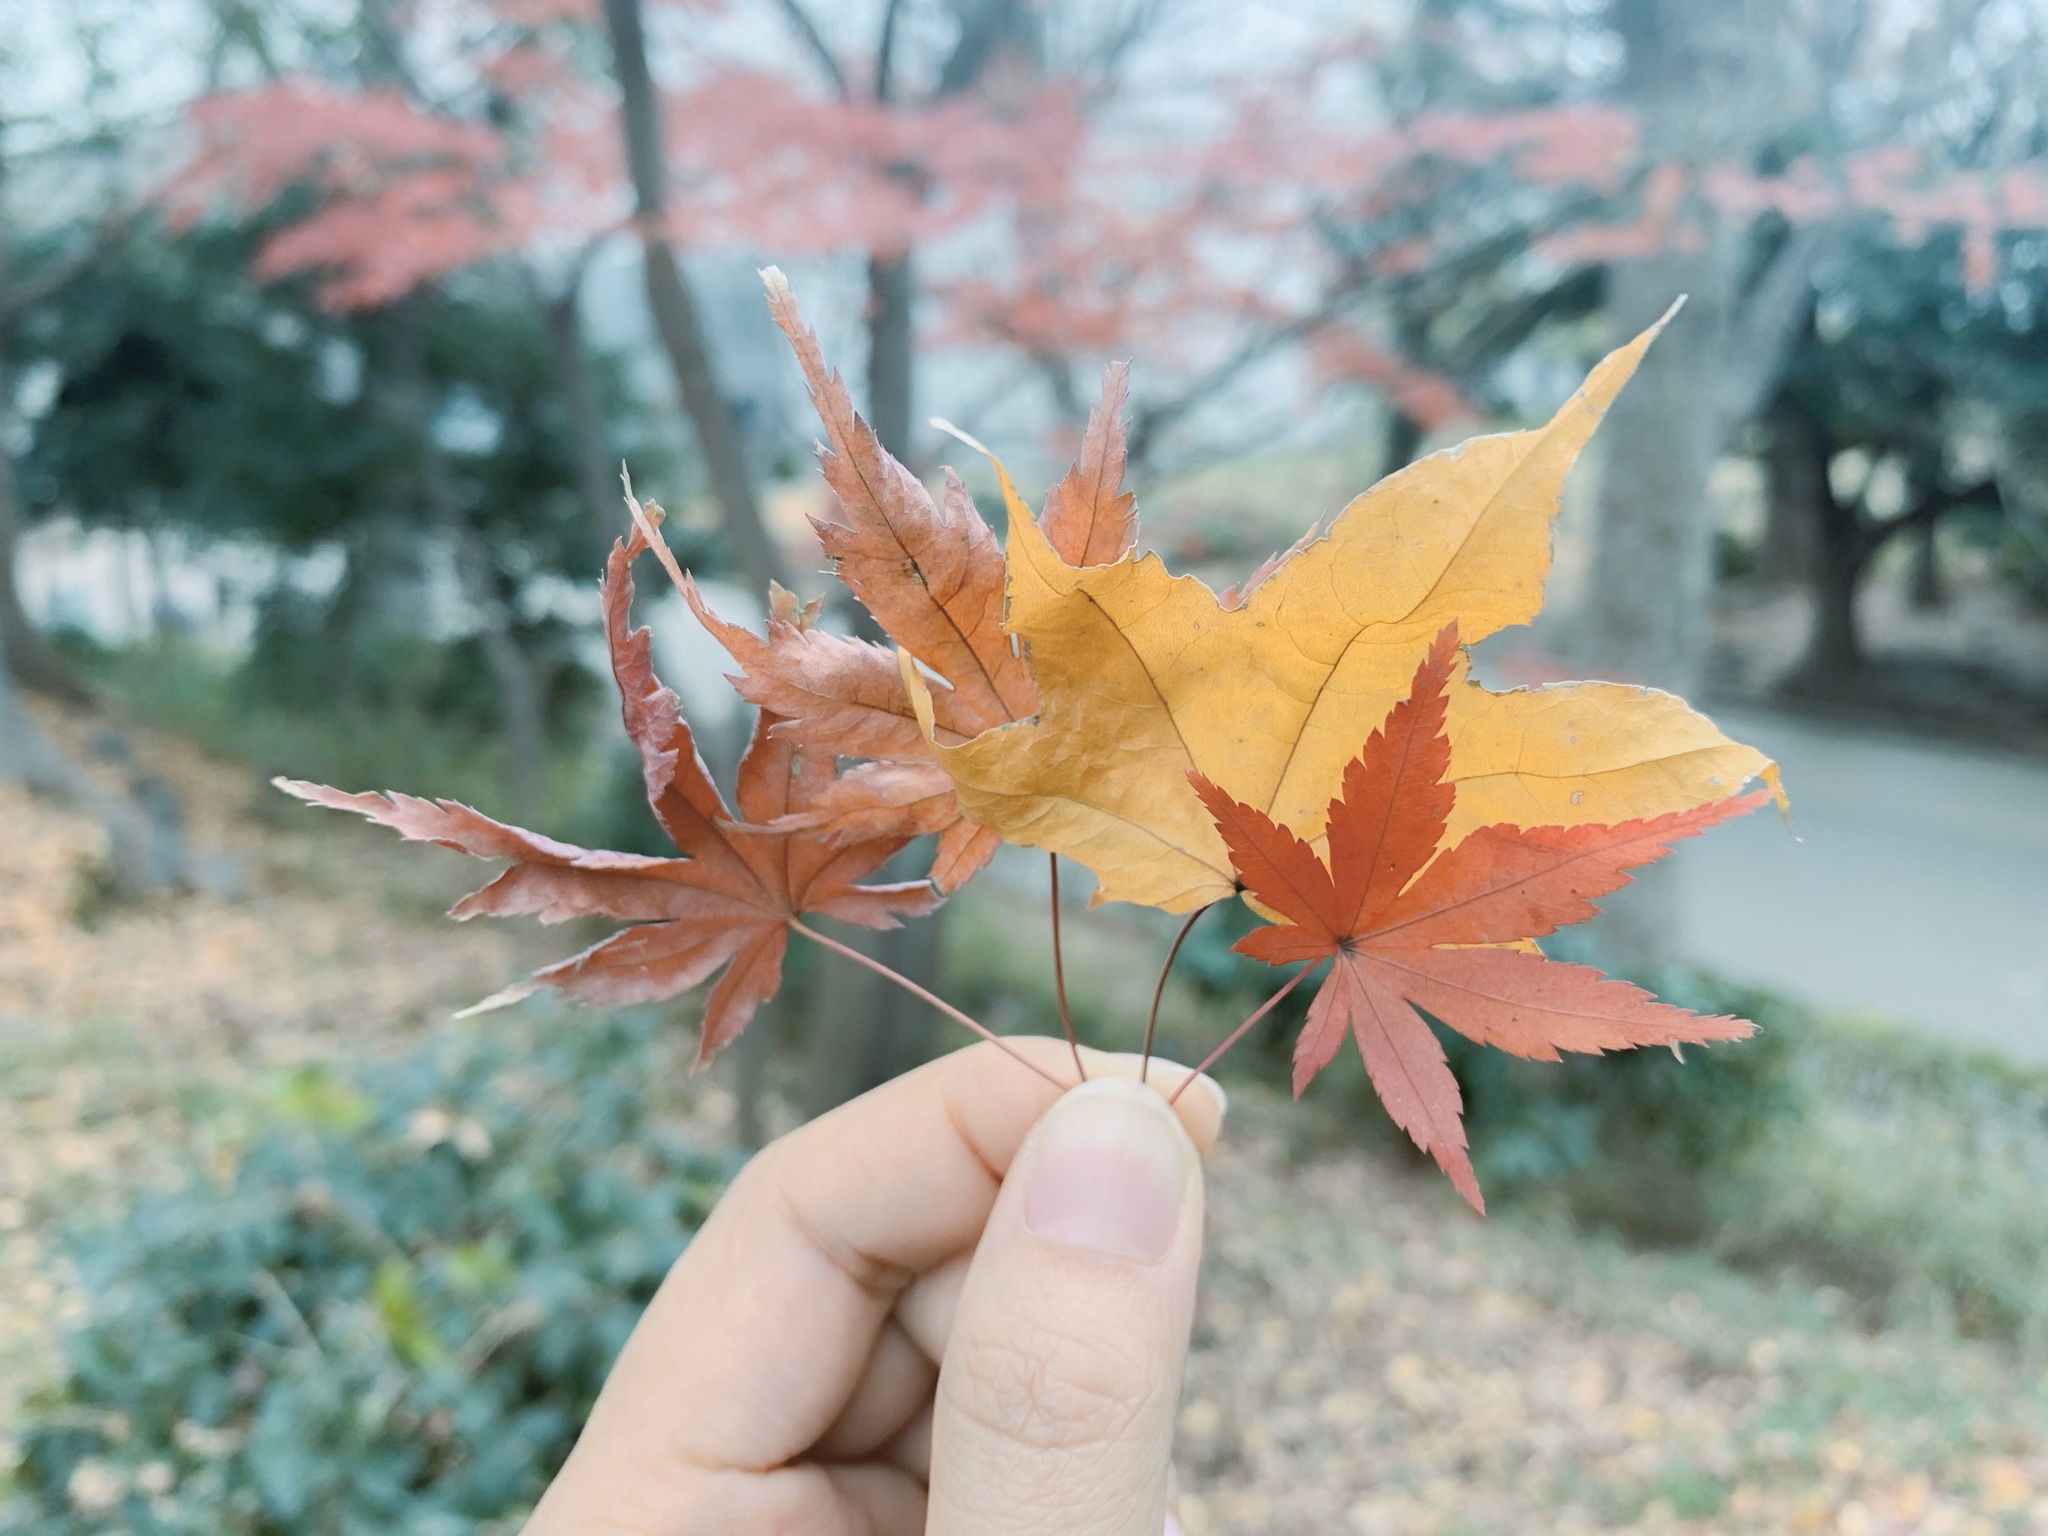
[10,0,2048,726]
[14,222,678,572]
[1760,231,2048,684]
[4,208,696,821]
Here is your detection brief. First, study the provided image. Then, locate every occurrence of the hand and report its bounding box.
[524,1036,1225,1536]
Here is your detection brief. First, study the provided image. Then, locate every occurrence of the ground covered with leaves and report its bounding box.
[1182,1114,2048,1536]
[0,705,524,1421]
[5,710,2048,1533]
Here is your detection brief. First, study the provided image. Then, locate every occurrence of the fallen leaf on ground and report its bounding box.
[1193,623,1767,1210]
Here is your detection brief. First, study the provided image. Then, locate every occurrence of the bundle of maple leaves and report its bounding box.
[284,270,1777,1212]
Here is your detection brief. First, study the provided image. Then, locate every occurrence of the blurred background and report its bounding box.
[4,0,2048,1531]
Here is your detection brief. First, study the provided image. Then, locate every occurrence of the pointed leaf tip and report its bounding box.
[454,982,535,1019]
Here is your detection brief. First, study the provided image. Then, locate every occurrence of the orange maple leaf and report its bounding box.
[687,272,1144,891]
[1191,624,1767,1211]
[1038,359,1138,567]
[278,528,936,1067]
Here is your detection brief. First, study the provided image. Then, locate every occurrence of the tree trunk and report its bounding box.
[809,255,947,1107]
[1585,0,1817,697]
[1583,255,1728,701]
[1381,409,1424,479]
[1577,0,1810,972]
[386,302,550,823]
[0,146,91,704]
[800,863,944,1118]
[800,924,884,1120]
[801,5,1031,1112]
[1759,396,1826,587]
[865,253,916,463]
[1908,514,1943,610]
[1579,256,1742,973]
[536,277,623,556]
[430,473,547,826]
[476,597,547,821]
[1790,493,1867,692]
[602,0,788,596]
[0,483,89,701]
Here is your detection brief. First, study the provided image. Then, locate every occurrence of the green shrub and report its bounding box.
[1174,925,1803,1239]
[1715,1017,2048,1340]
[6,1012,736,1534]
[1455,971,1802,1242]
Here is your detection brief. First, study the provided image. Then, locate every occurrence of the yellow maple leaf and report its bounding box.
[908,309,1774,913]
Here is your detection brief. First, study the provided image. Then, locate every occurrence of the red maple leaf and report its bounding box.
[277,528,937,1067]
[683,277,1145,894]
[1190,623,1767,1212]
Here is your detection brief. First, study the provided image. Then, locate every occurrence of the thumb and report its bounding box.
[926,1076,1206,1536]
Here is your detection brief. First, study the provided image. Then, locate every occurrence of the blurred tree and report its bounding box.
[35,0,2048,989]
[1302,2,1637,473]
[168,0,1170,1102]
[14,212,668,821]
[1573,0,2048,702]
[1997,404,2048,608]
[1576,0,1822,706]
[1246,0,2048,671]
[1762,235,2037,690]
[757,0,1071,1106]
[166,1,1087,574]
[0,116,99,703]
[601,0,786,595]
[156,0,705,821]
[0,74,186,895]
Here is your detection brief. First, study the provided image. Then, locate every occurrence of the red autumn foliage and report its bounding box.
[163,59,622,310]
[162,0,2048,451]
[1192,624,1768,1211]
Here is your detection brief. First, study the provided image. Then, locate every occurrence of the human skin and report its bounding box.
[523,1037,1225,1536]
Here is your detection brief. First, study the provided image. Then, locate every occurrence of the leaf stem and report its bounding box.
[1048,854,1086,1082]
[788,919,1063,1089]
[1141,903,1213,1087]
[1167,966,1312,1107]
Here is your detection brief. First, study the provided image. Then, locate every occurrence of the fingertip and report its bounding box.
[926,1058,1205,1534]
[935,1036,1228,1154]
[1074,1047,1228,1155]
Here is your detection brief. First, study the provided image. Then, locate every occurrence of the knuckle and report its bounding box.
[944,1311,1159,1454]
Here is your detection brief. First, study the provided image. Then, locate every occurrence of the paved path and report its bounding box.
[1686,708,2048,1061]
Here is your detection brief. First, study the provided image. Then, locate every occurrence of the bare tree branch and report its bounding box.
[602,0,787,595]
[1711,222,1829,432]
[772,0,848,97]
[1127,301,1345,466]
[874,0,904,103]
[1085,0,1172,89]
[1858,477,2001,561]
[938,0,1026,97]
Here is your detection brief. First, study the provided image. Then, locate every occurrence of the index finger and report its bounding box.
[561,1038,1222,1478]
